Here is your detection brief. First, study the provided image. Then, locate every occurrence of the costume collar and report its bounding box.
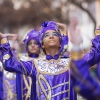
[28,54,39,58]
[46,54,59,60]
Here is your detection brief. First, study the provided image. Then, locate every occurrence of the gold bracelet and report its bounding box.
[62,31,67,36]
[95,29,100,36]
[1,37,8,44]
[60,30,67,36]
[71,51,83,60]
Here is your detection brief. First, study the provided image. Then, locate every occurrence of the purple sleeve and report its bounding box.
[71,59,100,100]
[0,41,36,77]
[84,35,100,67]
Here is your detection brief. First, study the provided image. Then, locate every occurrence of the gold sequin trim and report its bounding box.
[1,37,8,44]
[95,29,100,36]
[40,82,69,95]
[71,51,83,60]
[38,74,51,100]
[3,54,10,60]
[34,58,71,75]
[52,90,69,98]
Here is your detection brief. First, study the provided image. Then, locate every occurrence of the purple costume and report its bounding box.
[16,29,40,100]
[0,43,17,100]
[1,21,100,100]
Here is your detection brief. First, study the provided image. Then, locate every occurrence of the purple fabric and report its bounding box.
[46,54,59,60]
[71,59,100,100]
[2,36,100,99]
[97,63,100,80]
[0,71,3,100]
[84,35,100,67]
[23,29,41,51]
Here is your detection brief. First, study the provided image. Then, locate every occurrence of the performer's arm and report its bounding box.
[71,58,100,100]
[84,34,100,66]
[70,35,100,100]
[69,19,100,100]
[0,36,35,77]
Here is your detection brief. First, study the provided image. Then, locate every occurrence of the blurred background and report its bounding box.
[0,0,100,52]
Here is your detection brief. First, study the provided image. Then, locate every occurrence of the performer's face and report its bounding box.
[27,39,40,54]
[42,30,60,50]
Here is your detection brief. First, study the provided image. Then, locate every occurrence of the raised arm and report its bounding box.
[71,59,100,100]
[69,18,100,66]
[0,33,36,77]
[69,19,100,100]
[84,27,100,66]
[69,34,100,100]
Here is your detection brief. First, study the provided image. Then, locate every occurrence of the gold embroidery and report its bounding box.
[38,73,70,99]
[1,37,8,44]
[68,69,70,100]
[35,58,71,99]
[34,58,71,75]
[18,53,33,61]
[18,53,34,76]
[4,80,16,99]
[23,87,27,91]
[23,75,32,100]
[3,54,10,60]
[52,82,69,89]
[40,82,69,95]
[52,90,69,98]
[38,74,51,100]
[17,58,28,76]
[4,71,16,80]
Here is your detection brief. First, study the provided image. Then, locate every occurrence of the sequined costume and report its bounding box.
[1,39,99,100]
[0,61,17,100]
[16,29,40,100]
[1,43,76,100]
[1,21,100,100]
[0,21,77,100]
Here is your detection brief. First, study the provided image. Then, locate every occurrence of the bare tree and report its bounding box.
[0,0,96,33]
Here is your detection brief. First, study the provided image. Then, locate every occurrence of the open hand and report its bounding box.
[68,18,83,46]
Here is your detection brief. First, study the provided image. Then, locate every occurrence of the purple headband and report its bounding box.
[23,29,41,51]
